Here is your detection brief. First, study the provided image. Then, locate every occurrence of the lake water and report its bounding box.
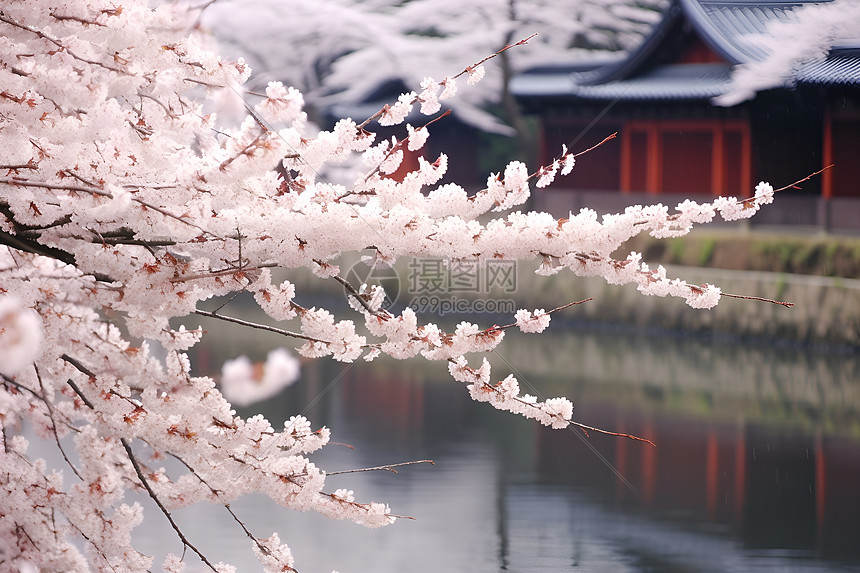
[125,318,860,572]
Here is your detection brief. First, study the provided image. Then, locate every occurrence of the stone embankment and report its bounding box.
[289,230,860,346]
[516,230,860,346]
[516,265,859,346]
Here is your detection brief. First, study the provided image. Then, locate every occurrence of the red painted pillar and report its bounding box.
[734,427,746,521]
[815,433,826,541]
[822,108,834,200]
[706,429,718,519]
[641,419,657,506]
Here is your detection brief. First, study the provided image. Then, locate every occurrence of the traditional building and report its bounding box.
[512,0,860,231]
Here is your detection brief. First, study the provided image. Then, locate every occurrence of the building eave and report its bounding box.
[511,0,859,105]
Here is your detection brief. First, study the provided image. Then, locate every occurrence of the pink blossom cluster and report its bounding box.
[0,0,777,570]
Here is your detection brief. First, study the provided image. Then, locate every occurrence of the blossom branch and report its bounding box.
[0,12,127,74]
[34,366,84,480]
[168,452,297,572]
[450,33,538,80]
[0,177,215,235]
[326,459,435,476]
[488,298,593,333]
[194,308,333,345]
[357,35,534,129]
[570,421,656,446]
[0,4,816,570]
[121,439,219,572]
[741,164,834,204]
[720,292,794,307]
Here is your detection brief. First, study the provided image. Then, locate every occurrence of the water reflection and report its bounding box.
[157,322,860,571]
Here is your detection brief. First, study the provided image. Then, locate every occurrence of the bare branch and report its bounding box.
[570,421,656,447]
[721,292,794,307]
[326,459,435,476]
[121,439,219,571]
[193,308,333,345]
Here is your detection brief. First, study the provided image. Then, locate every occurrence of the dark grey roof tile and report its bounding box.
[797,55,860,84]
[511,0,859,102]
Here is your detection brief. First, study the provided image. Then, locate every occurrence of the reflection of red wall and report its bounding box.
[815,435,860,553]
[650,419,710,512]
[613,416,657,505]
[536,409,860,556]
[621,419,741,521]
[537,412,745,521]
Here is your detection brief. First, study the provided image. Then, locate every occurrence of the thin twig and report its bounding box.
[487,298,593,332]
[0,177,111,197]
[326,459,435,476]
[526,132,617,185]
[328,269,380,315]
[35,365,84,480]
[721,292,794,307]
[193,308,331,345]
[60,355,97,409]
[772,164,834,194]
[121,439,218,571]
[572,132,617,158]
[169,262,277,283]
[571,421,656,446]
[357,109,453,187]
[358,35,535,129]
[738,164,834,206]
[1,178,214,235]
[168,453,296,571]
[451,33,537,80]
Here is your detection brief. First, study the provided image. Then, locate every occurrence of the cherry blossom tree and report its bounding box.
[1,0,790,571]
[204,0,668,165]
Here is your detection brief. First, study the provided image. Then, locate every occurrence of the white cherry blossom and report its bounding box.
[0,0,784,570]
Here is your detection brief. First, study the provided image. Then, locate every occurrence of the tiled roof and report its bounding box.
[511,64,733,101]
[682,0,819,63]
[512,0,859,104]
[572,64,733,100]
[796,49,860,85]
[684,0,860,85]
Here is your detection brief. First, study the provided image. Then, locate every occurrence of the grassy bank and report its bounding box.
[622,229,860,278]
